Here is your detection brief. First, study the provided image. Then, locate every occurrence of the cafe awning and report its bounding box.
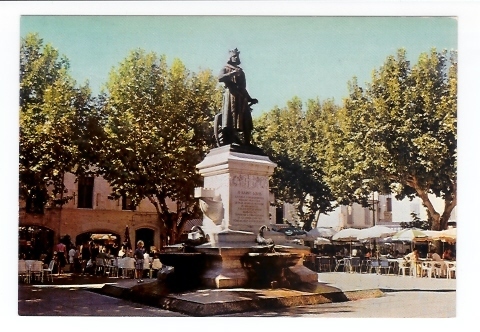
[90,234,117,241]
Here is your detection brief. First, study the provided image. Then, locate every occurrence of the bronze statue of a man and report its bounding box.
[217,48,258,146]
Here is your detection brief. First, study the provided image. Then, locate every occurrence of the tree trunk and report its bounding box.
[414,187,441,230]
[408,175,456,231]
[147,195,167,250]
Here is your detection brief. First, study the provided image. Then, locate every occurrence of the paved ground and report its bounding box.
[16,272,457,318]
[220,291,456,317]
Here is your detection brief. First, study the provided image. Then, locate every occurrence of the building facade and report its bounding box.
[317,193,457,231]
[19,172,177,258]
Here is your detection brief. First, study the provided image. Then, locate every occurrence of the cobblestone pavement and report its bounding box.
[220,291,456,317]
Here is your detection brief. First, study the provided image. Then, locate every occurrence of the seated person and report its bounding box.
[97,248,108,259]
[404,249,420,276]
[442,248,454,260]
[430,250,442,261]
[365,249,372,259]
[404,249,419,262]
[430,249,447,276]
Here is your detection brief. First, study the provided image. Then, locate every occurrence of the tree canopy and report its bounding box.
[253,97,337,231]
[19,35,457,234]
[99,49,222,246]
[322,48,457,230]
[19,33,101,213]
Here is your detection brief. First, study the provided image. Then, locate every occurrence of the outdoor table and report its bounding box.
[334,257,352,272]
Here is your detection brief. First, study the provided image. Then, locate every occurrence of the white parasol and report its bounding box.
[439,228,457,243]
[332,228,361,242]
[332,228,361,254]
[357,225,397,241]
[305,227,337,240]
[391,228,429,242]
[314,237,331,246]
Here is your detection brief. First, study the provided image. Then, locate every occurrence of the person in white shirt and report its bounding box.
[431,251,442,261]
[118,247,125,258]
[68,246,76,264]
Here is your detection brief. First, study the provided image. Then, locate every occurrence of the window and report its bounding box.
[386,197,392,212]
[122,194,136,211]
[77,176,94,209]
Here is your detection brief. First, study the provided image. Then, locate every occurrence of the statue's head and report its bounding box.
[228,48,241,65]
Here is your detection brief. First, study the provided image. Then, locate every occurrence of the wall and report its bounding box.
[19,172,177,250]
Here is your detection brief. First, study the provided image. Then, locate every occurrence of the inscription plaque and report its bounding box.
[230,174,269,227]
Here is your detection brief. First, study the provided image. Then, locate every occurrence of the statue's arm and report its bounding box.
[218,67,235,83]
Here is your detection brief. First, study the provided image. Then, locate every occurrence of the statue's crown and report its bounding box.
[229,48,240,56]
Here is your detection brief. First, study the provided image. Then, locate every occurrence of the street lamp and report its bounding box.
[370,192,379,226]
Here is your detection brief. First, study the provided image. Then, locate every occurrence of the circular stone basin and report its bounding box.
[244,252,302,268]
[243,252,304,287]
[158,252,205,268]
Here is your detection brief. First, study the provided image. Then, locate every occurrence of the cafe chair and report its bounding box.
[105,258,118,277]
[95,258,106,275]
[18,260,30,283]
[378,259,391,275]
[334,258,347,272]
[318,257,332,272]
[350,257,361,273]
[150,258,162,278]
[421,261,435,278]
[30,260,44,282]
[446,261,456,279]
[122,257,135,278]
[433,261,447,278]
[143,258,151,278]
[369,260,380,274]
[42,260,55,282]
[117,257,125,278]
[398,260,410,277]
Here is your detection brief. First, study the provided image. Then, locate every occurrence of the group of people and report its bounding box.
[402,247,455,277]
[53,239,153,279]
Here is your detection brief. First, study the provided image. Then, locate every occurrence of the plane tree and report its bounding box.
[19,33,101,213]
[99,49,222,246]
[322,49,457,230]
[253,97,337,231]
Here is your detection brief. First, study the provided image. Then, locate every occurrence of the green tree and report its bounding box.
[19,33,100,213]
[400,212,432,230]
[100,49,222,247]
[323,49,457,230]
[253,97,336,231]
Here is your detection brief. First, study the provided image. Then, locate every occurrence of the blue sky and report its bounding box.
[20,15,457,117]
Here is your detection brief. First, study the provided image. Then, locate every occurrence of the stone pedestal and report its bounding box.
[196,145,277,235]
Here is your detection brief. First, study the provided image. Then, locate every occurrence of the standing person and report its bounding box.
[134,240,145,283]
[68,245,76,272]
[81,241,91,275]
[217,48,258,146]
[56,240,67,274]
